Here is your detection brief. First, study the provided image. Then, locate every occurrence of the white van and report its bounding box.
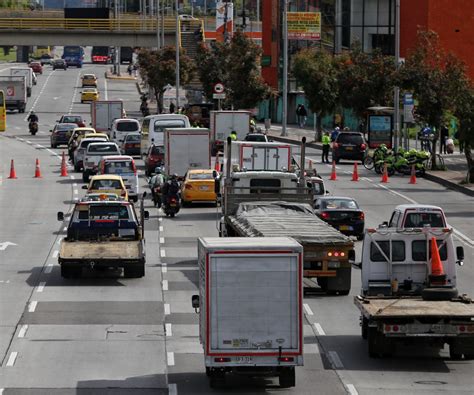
[110,118,141,145]
[141,114,190,156]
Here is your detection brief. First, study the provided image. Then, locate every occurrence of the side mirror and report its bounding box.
[191,295,200,310]
[325,190,330,195]
[143,210,150,220]
[456,246,464,266]
[57,212,64,221]
[49,129,52,133]
[81,185,88,189]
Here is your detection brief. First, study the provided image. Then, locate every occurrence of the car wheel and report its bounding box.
[51,144,56,149]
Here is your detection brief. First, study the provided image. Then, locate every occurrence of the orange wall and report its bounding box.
[401,0,474,80]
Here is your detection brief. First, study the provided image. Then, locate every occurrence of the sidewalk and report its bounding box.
[260,123,474,197]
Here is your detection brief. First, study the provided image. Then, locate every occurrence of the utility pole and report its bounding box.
[157,0,161,49]
[281,0,289,137]
[175,0,180,110]
[393,0,400,150]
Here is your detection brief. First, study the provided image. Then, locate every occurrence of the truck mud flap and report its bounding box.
[325,267,351,295]
[449,339,474,360]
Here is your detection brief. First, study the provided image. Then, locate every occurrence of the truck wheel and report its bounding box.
[124,264,145,278]
[422,287,458,301]
[361,317,369,340]
[279,367,295,388]
[368,327,381,358]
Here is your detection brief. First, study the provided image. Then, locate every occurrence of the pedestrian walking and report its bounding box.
[296,104,302,127]
[321,131,331,163]
[299,105,308,128]
[169,102,175,114]
[440,125,449,154]
[127,64,132,76]
[132,63,138,77]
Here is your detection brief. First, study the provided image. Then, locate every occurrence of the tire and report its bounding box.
[51,144,56,149]
[170,213,175,218]
[279,367,295,388]
[368,327,381,358]
[361,317,369,340]
[374,164,382,174]
[363,156,374,170]
[182,200,190,207]
[387,167,395,176]
[74,163,80,172]
[422,287,458,301]
[124,263,145,278]
[334,158,340,164]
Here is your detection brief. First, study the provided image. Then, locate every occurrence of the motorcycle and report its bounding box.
[163,194,180,218]
[152,185,162,208]
[29,121,38,135]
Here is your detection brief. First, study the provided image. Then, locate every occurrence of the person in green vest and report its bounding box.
[321,131,331,163]
[229,130,238,141]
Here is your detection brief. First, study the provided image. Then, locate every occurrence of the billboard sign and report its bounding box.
[287,12,321,40]
[368,115,393,148]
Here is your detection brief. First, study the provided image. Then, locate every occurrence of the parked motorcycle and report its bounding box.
[29,121,38,135]
[163,195,180,218]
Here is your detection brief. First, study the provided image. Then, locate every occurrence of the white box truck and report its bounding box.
[10,67,33,97]
[0,76,27,113]
[192,237,303,388]
[91,100,123,133]
[163,127,210,177]
[210,111,251,155]
[225,140,292,172]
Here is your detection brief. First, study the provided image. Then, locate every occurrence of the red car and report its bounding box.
[145,144,164,176]
[29,61,43,74]
[57,114,86,127]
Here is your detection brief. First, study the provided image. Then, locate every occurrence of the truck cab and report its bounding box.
[387,204,447,228]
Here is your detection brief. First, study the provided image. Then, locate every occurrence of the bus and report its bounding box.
[120,47,134,64]
[0,90,6,132]
[62,46,84,68]
[91,46,111,64]
[32,46,51,59]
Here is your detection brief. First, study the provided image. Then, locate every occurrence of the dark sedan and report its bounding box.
[52,59,67,70]
[332,131,366,163]
[314,196,365,240]
[50,123,77,148]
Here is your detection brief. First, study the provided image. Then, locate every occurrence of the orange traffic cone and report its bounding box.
[381,163,389,183]
[351,162,359,182]
[409,164,416,184]
[329,161,337,181]
[8,159,17,179]
[60,152,68,177]
[429,237,446,285]
[34,158,42,178]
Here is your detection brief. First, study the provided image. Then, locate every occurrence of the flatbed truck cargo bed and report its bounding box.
[59,240,144,261]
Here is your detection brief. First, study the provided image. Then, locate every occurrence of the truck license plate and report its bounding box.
[199,186,209,191]
[235,356,253,364]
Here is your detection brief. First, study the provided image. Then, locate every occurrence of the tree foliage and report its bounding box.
[138,46,195,113]
[195,30,270,109]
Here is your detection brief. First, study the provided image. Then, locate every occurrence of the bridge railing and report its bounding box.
[0,18,180,32]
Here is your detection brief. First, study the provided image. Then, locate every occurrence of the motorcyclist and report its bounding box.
[149,167,166,207]
[161,174,180,207]
[27,111,38,130]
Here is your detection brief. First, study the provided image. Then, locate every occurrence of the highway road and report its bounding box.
[0,61,473,395]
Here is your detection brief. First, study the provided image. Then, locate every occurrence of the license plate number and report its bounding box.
[235,356,253,364]
[199,186,209,191]
[339,225,351,231]
[346,147,353,151]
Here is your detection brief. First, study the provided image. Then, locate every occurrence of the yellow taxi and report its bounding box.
[81,88,99,103]
[83,175,128,201]
[81,74,97,87]
[181,169,216,206]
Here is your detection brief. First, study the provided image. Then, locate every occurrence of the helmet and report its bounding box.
[30,110,35,114]
[154,166,162,174]
[170,173,178,180]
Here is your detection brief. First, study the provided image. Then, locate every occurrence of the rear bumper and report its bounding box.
[59,258,144,269]
[333,150,364,161]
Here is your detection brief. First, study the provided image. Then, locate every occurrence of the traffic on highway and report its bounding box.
[0,49,473,395]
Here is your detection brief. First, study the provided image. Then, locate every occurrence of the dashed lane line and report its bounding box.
[69,71,82,114]
[313,323,326,336]
[162,280,168,291]
[6,351,18,367]
[44,264,53,274]
[328,351,344,369]
[167,352,175,366]
[161,263,167,273]
[160,249,166,258]
[165,323,172,337]
[164,303,170,315]
[346,384,359,395]
[168,383,177,395]
[23,70,56,121]
[18,325,28,338]
[303,303,314,316]
[160,237,165,244]
[52,250,59,258]
[159,226,164,232]
[37,282,46,293]
[28,301,38,313]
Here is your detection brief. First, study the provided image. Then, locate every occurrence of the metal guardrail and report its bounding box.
[0,18,179,32]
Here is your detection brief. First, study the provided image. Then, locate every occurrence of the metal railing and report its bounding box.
[0,18,179,32]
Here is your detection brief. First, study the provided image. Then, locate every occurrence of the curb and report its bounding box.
[104,72,136,81]
[269,135,322,151]
[423,172,474,197]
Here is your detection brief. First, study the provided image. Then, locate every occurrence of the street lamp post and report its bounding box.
[281,0,289,137]
[175,0,180,110]
[393,0,400,150]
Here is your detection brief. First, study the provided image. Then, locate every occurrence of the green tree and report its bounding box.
[337,43,396,121]
[137,46,195,114]
[397,30,466,169]
[454,86,474,182]
[195,30,269,109]
[293,48,338,140]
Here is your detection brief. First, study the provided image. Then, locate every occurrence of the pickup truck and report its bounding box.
[386,204,447,228]
[82,142,121,182]
[354,226,473,359]
[57,199,148,278]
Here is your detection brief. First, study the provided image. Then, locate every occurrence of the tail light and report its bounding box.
[278,357,294,362]
[170,197,177,204]
[121,190,127,197]
[328,251,346,257]
[321,212,330,219]
[333,143,339,148]
[214,357,231,363]
[78,122,85,127]
[185,184,193,190]
[360,143,367,150]
[359,212,365,220]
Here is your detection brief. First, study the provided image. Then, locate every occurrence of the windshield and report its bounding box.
[85,205,129,220]
[80,139,105,148]
[91,179,123,189]
[88,144,119,154]
[404,212,445,227]
[322,199,359,209]
[125,134,140,142]
[63,116,81,123]
[154,120,186,132]
[117,121,139,132]
[189,173,213,180]
[245,134,266,142]
[104,161,134,174]
[337,133,364,144]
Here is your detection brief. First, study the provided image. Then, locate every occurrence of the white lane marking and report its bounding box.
[303,303,313,316]
[377,184,474,247]
[305,343,320,354]
[346,384,359,395]
[104,75,108,100]
[160,237,165,244]
[28,301,38,312]
[24,70,56,121]
[168,383,177,395]
[17,137,24,141]
[161,263,167,273]
[35,144,43,148]
[167,351,175,366]
[158,217,163,222]
[73,197,79,202]
[18,325,28,338]
[162,280,168,291]
[73,183,78,187]
[160,249,166,258]
[362,177,372,182]
[328,351,344,369]
[159,226,164,232]
[0,388,3,394]
[52,250,59,258]
[70,175,75,180]
[164,303,170,315]
[69,71,82,114]
[44,264,53,274]
[37,282,46,293]
[63,227,67,231]
[46,149,55,155]
[313,323,326,336]
[73,189,78,195]
[165,323,172,337]
[26,140,31,144]
[6,351,18,367]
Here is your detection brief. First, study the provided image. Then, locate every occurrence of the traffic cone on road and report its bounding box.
[60,152,68,177]
[429,237,446,285]
[34,159,42,178]
[381,163,389,183]
[409,164,417,184]
[7,159,17,179]
[351,162,359,182]
[329,161,337,181]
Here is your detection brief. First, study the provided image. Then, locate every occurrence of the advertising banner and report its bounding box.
[216,2,234,41]
[368,115,393,148]
[287,12,321,40]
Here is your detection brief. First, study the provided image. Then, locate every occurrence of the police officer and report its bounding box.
[229,130,238,141]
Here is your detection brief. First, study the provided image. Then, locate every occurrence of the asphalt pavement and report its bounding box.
[0,62,473,394]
